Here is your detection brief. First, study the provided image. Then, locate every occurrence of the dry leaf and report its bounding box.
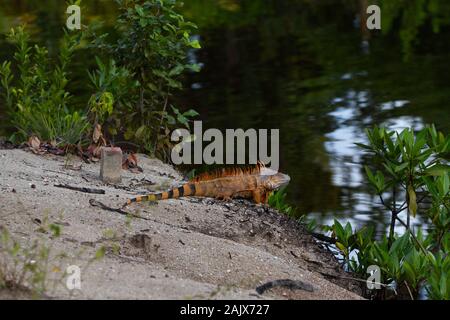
[408,185,417,217]
[128,153,138,167]
[93,124,103,144]
[87,143,102,158]
[28,136,41,151]
[122,153,143,172]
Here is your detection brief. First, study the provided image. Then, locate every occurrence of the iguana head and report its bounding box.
[262,171,291,191]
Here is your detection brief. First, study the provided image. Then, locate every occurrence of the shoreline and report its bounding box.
[0,148,363,300]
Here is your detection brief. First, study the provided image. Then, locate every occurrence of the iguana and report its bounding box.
[124,163,290,206]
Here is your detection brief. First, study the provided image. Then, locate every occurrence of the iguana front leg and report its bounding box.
[252,188,269,204]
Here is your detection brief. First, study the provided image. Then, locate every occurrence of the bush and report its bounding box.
[0,26,89,146]
[268,186,296,217]
[323,125,450,299]
[91,0,200,159]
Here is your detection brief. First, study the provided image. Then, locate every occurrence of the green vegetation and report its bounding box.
[380,0,450,59]
[0,216,103,298]
[270,125,449,300]
[0,224,62,297]
[316,125,450,299]
[0,0,200,159]
[90,0,200,159]
[0,26,88,145]
[268,186,296,217]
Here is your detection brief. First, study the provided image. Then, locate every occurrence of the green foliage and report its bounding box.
[323,219,355,262]
[324,125,449,299]
[380,0,450,60]
[0,214,104,298]
[268,186,296,216]
[426,247,450,299]
[92,0,201,158]
[361,125,450,245]
[0,221,62,296]
[0,26,89,145]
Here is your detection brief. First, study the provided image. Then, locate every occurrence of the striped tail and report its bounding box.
[125,183,197,206]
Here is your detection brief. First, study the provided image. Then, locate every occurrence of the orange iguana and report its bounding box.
[124,163,290,206]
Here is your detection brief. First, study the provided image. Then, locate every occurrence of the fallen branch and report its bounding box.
[54,184,105,194]
[89,199,150,221]
[89,200,191,231]
[256,279,314,294]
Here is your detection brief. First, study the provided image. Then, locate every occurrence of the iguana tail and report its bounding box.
[125,183,197,206]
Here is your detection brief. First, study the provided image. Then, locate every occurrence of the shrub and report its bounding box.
[0,26,89,146]
[268,186,296,217]
[324,125,450,299]
[91,0,201,159]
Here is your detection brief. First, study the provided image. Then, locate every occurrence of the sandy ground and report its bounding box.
[0,148,363,300]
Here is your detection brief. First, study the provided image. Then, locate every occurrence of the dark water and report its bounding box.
[0,1,449,234]
[179,1,450,235]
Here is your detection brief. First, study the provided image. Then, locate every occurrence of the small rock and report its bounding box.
[100,147,123,184]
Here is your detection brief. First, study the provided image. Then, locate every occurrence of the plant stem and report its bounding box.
[388,187,397,247]
[153,92,169,155]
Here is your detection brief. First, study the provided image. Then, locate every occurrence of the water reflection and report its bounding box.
[323,82,427,232]
[179,0,450,234]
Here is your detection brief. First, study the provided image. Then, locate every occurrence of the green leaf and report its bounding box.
[344,222,353,239]
[365,166,375,185]
[189,40,201,49]
[439,274,447,298]
[394,162,409,172]
[135,5,145,17]
[334,219,345,242]
[135,125,147,139]
[424,164,450,177]
[139,18,148,27]
[187,63,201,72]
[354,142,372,150]
[403,262,416,286]
[49,224,61,237]
[177,114,189,127]
[375,171,385,192]
[167,78,181,88]
[336,242,347,255]
[147,82,157,91]
[183,109,199,117]
[169,64,185,76]
[438,174,450,197]
[166,114,176,125]
[95,246,106,260]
